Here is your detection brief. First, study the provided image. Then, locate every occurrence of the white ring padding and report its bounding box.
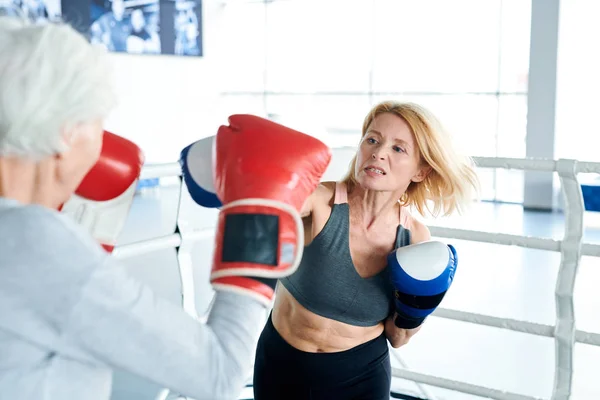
[551,159,585,400]
[210,197,304,280]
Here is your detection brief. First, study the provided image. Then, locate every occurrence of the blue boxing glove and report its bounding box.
[179,136,222,208]
[388,241,457,329]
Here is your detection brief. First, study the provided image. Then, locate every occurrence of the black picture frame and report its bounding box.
[1,0,203,57]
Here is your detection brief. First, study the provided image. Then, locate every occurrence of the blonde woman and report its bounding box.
[253,101,480,399]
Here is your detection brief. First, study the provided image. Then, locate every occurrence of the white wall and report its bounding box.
[102,2,247,164]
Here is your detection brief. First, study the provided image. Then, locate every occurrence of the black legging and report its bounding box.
[253,314,391,400]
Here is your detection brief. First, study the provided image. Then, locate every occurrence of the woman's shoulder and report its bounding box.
[300,181,338,217]
[1,202,107,262]
[401,207,432,244]
[313,181,337,203]
[0,203,108,292]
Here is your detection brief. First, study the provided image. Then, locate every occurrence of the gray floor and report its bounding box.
[108,183,600,400]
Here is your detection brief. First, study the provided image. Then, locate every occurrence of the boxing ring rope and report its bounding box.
[112,153,600,400]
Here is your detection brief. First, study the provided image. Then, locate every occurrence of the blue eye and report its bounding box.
[393,146,404,153]
[367,138,377,144]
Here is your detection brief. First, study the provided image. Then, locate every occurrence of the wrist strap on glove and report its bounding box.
[394,309,426,329]
[212,198,304,280]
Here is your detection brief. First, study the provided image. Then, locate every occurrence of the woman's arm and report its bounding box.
[65,256,267,400]
[300,182,333,217]
[385,217,431,348]
[10,207,267,400]
[385,317,422,348]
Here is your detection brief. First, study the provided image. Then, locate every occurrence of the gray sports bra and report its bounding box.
[279,182,412,327]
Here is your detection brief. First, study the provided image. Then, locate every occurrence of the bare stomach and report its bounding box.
[271,284,385,353]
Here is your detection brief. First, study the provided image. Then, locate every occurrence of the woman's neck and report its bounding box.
[0,156,59,208]
[347,184,404,229]
[0,157,36,204]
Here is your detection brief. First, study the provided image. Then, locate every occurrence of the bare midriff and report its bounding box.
[271,284,384,353]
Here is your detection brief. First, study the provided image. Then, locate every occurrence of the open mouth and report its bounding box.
[365,166,386,175]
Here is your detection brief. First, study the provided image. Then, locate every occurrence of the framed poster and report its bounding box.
[0,0,203,57]
[0,0,62,21]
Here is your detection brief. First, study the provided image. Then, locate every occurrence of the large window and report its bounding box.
[216,0,532,203]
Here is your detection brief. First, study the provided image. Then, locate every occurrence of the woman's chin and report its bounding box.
[355,176,388,191]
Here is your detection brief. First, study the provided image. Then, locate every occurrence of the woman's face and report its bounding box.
[354,112,428,193]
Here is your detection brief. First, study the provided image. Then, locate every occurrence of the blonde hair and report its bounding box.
[342,101,480,217]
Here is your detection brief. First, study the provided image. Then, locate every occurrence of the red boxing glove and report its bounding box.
[210,114,332,306]
[60,131,144,253]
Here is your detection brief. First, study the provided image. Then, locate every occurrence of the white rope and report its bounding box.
[471,156,600,173]
[389,350,440,400]
[569,161,600,174]
[429,227,600,257]
[432,307,600,345]
[140,162,181,179]
[391,368,545,400]
[432,308,556,337]
[575,330,600,347]
[125,154,600,400]
[473,157,558,172]
[113,229,214,259]
[429,226,561,251]
[581,242,600,257]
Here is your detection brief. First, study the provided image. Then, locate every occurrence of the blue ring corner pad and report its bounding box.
[581,179,600,212]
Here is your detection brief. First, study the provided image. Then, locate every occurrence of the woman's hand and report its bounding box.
[384,313,422,348]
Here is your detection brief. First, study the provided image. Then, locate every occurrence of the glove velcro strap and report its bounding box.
[393,290,448,329]
[222,213,279,266]
[211,198,304,281]
[394,310,425,329]
[394,289,448,310]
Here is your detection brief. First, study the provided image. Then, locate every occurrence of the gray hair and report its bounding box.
[0,17,117,159]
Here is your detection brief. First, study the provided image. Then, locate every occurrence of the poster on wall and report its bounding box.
[0,0,203,57]
[0,0,62,21]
